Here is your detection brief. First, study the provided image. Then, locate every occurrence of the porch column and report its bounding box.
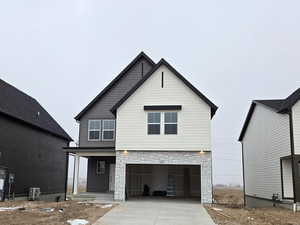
[72,154,80,195]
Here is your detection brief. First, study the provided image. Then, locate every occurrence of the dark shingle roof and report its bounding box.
[111,58,218,118]
[254,99,285,111]
[0,79,72,141]
[74,51,155,120]
[239,88,300,141]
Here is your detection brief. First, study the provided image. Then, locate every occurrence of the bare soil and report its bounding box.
[0,200,113,225]
[205,188,300,225]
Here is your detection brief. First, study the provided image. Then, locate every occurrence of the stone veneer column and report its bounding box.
[114,151,126,201]
[200,159,213,203]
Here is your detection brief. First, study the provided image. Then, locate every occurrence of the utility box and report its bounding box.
[0,167,7,201]
[28,187,41,201]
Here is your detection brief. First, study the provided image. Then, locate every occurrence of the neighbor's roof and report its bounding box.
[0,79,73,141]
[111,58,218,118]
[74,51,155,120]
[238,88,300,141]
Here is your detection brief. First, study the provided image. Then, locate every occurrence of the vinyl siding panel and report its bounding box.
[116,65,211,151]
[243,104,291,200]
[292,100,300,154]
[0,114,68,196]
[79,59,153,147]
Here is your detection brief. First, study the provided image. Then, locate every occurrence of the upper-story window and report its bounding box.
[102,120,115,141]
[147,112,161,135]
[164,112,177,134]
[88,120,101,140]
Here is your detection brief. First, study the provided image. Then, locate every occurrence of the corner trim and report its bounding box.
[241,142,246,206]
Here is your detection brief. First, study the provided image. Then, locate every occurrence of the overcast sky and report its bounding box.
[1,1,300,185]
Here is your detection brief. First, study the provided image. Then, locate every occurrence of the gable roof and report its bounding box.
[74,52,155,120]
[0,79,72,141]
[238,88,300,141]
[110,58,218,118]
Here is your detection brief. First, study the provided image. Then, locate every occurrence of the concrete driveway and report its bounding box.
[95,199,215,225]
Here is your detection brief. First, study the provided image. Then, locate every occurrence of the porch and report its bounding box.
[64,147,116,198]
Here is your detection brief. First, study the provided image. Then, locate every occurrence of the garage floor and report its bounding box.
[95,199,215,225]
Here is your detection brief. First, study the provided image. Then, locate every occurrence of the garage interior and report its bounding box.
[126,164,201,200]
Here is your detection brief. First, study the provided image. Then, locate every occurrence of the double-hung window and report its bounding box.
[88,120,101,140]
[147,112,161,135]
[102,120,115,141]
[164,112,177,134]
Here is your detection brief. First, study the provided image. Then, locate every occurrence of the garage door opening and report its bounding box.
[126,164,201,200]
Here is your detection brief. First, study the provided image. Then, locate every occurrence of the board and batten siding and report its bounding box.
[116,64,211,151]
[243,104,292,200]
[78,59,153,147]
[292,100,300,155]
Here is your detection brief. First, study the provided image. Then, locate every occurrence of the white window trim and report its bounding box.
[88,120,101,141]
[164,112,178,135]
[102,120,115,141]
[147,112,161,135]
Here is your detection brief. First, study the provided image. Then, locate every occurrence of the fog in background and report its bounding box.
[1,1,300,185]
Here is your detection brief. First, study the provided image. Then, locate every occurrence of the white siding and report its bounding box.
[115,65,211,151]
[292,100,300,155]
[243,104,291,200]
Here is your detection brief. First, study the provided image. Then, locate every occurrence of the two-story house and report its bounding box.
[66,52,218,203]
[239,88,300,210]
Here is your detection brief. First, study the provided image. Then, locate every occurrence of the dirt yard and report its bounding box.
[0,200,113,225]
[205,188,300,225]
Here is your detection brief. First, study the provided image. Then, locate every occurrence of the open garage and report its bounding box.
[126,164,201,200]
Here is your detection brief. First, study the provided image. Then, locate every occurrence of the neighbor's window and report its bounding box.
[148,112,161,134]
[96,160,105,175]
[88,120,101,140]
[164,112,177,134]
[102,120,115,141]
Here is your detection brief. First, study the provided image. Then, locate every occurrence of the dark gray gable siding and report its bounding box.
[79,58,153,147]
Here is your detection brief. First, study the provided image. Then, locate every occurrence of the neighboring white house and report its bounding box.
[239,88,300,210]
[67,52,218,203]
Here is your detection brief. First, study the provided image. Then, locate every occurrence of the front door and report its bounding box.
[109,164,115,192]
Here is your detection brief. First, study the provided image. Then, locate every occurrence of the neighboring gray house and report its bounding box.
[66,52,218,203]
[239,88,300,210]
[0,79,72,200]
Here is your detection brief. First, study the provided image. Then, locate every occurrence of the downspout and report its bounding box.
[241,142,246,207]
[288,110,297,211]
[64,151,69,201]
